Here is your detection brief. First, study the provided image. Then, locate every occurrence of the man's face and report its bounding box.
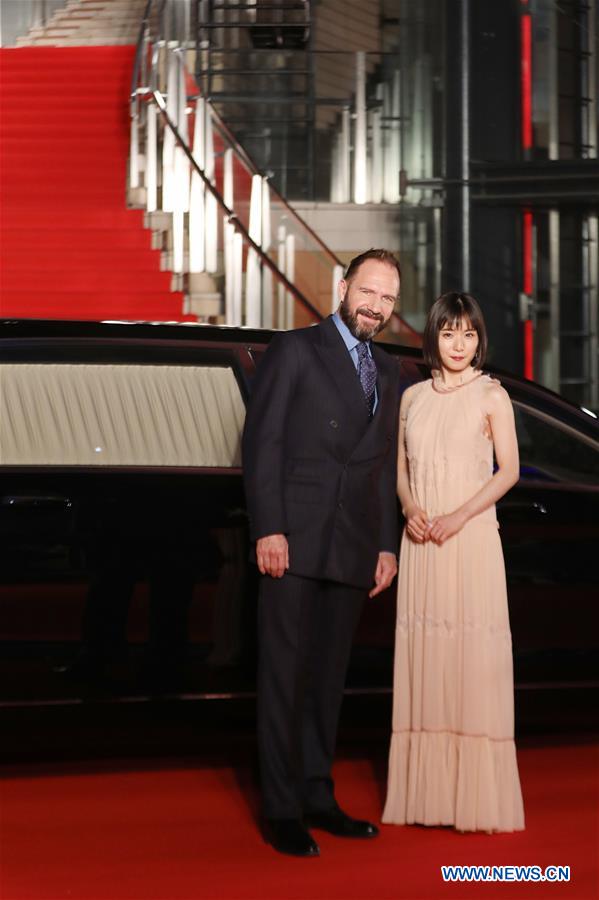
[337,259,399,341]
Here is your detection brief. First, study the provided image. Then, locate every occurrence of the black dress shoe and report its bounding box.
[305,807,379,839]
[263,818,320,857]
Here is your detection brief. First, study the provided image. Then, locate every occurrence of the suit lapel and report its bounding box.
[347,342,398,458]
[314,316,370,426]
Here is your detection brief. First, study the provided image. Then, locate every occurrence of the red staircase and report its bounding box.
[0,46,193,322]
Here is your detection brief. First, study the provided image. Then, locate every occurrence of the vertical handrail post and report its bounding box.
[189,96,206,273]
[223,148,236,324]
[261,179,273,329]
[204,103,218,273]
[277,225,287,328]
[246,174,263,327]
[331,264,343,313]
[341,107,351,202]
[370,85,383,204]
[285,234,295,328]
[354,51,367,204]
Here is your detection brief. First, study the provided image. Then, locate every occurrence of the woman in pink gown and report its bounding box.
[383,292,525,833]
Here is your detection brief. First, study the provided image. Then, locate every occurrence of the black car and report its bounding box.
[1,319,597,719]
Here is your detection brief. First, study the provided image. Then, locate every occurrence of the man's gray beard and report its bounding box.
[339,298,386,341]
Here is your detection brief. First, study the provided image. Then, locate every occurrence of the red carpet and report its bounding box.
[1,739,597,899]
[0,47,192,322]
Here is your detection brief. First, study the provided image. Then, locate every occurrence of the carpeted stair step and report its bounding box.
[1,207,145,229]
[2,270,174,292]
[0,58,134,70]
[0,294,194,321]
[0,50,134,63]
[0,46,190,322]
[0,99,131,113]
[0,171,128,189]
[0,69,134,81]
[4,249,165,269]
[1,188,131,206]
[1,124,129,139]
[0,229,154,250]
[1,110,130,127]
[0,140,131,151]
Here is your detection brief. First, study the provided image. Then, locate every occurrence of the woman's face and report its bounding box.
[437,317,479,373]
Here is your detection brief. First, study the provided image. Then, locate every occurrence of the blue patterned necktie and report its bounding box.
[356,342,377,416]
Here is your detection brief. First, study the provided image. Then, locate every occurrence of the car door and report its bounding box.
[0,329,255,706]
[497,400,599,686]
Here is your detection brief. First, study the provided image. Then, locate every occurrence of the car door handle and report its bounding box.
[1,495,74,510]
[499,500,548,515]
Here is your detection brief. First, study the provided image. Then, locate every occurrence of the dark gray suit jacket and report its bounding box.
[242,315,400,589]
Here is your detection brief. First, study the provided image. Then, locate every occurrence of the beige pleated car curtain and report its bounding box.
[0,364,245,468]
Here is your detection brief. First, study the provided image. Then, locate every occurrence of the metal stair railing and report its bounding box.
[130,0,325,328]
[155,81,322,322]
[129,0,421,344]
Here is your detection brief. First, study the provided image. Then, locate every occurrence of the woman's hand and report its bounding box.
[404,504,430,543]
[427,510,466,546]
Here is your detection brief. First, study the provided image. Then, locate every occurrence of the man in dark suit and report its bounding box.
[242,249,401,857]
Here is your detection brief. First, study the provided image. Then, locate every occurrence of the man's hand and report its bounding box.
[256,533,289,578]
[369,551,398,598]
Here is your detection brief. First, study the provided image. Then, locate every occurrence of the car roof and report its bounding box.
[1,318,597,440]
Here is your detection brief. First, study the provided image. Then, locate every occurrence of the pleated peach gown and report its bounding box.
[382,374,525,832]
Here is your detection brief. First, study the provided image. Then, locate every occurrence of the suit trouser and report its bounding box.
[257,572,365,819]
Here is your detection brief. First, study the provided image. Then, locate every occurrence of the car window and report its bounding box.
[399,359,426,395]
[513,402,599,486]
[0,363,245,468]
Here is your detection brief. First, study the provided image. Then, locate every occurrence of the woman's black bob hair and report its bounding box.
[422,291,488,371]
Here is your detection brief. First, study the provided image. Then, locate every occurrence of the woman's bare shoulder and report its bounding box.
[480,374,512,411]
